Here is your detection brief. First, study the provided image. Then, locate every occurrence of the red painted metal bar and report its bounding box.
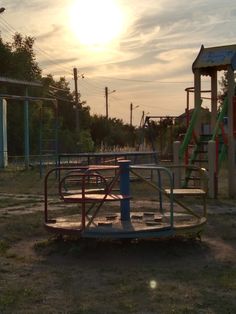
[44,165,118,223]
[220,123,228,145]
[85,170,121,228]
[215,136,219,174]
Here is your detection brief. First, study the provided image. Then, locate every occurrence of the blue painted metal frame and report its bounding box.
[119,160,131,221]
[24,87,30,169]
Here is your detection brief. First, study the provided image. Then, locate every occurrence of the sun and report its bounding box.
[69,0,125,46]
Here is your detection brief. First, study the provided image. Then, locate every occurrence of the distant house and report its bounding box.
[177,107,211,134]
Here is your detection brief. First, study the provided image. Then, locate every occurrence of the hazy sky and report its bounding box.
[1,0,236,125]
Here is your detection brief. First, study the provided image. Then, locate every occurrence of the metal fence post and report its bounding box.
[173,141,181,188]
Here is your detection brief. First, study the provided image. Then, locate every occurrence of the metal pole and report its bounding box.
[24,87,30,169]
[194,69,201,137]
[73,68,79,133]
[105,86,108,118]
[119,160,131,221]
[173,141,181,188]
[208,140,216,198]
[0,98,8,168]
[227,66,236,197]
[185,89,190,165]
[130,102,133,126]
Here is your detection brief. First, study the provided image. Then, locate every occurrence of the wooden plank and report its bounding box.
[165,188,206,196]
[62,193,131,203]
[64,188,105,195]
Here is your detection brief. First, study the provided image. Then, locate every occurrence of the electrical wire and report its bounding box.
[80,79,104,93]
[95,75,194,84]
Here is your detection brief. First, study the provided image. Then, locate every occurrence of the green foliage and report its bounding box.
[0,33,41,81]
[90,115,137,149]
[0,240,10,255]
[58,129,78,153]
[79,129,94,152]
[0,33,42,155]
[218,71,236,105]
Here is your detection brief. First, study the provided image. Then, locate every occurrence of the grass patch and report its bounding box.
[0,286,44,312]
[0,240,10,255]
[0,211,45,244]
[0,197,41,209]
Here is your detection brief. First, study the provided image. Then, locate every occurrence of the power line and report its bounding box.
[95,75,153,83]
[96,75,193,84]
[80,79,104,92]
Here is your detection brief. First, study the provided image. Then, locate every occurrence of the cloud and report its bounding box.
[104,0,236,83]
[40,56,78,68]
[5,0,55,12]
[36,24,64,42]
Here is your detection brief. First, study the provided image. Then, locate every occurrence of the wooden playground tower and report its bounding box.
[188,44,236,198]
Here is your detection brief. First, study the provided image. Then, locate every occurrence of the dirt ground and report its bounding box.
[0,193,236,314]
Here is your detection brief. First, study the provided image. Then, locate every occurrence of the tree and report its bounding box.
[0,34,42,155]
[218,71,236,105]
[11,33,41,80]
[90,115,138,150]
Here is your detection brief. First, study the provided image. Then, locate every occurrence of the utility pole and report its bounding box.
[105,86,108,118]
[73,68,79,134]
[130,103,139,126]
[140,110,145,127]
[105,86,116,118]
[130,102,133,126]
[140,110,149,127]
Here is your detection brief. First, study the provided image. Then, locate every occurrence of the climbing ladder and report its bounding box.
[179,98,228,188]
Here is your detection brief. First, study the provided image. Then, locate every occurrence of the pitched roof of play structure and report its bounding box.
[192,44,236,75]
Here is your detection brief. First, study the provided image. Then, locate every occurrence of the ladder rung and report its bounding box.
[196,150,207,153]
[192,159,208,162]
[186,176,201,181]
[41,150,56,153]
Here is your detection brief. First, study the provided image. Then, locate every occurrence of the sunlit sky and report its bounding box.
[1,0,236,125]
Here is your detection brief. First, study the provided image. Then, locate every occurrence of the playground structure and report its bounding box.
[172,44,236,198]
[44,161,208,239]
[0,77,58,170]
[0,77,41,168]
[142,115,178,161]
